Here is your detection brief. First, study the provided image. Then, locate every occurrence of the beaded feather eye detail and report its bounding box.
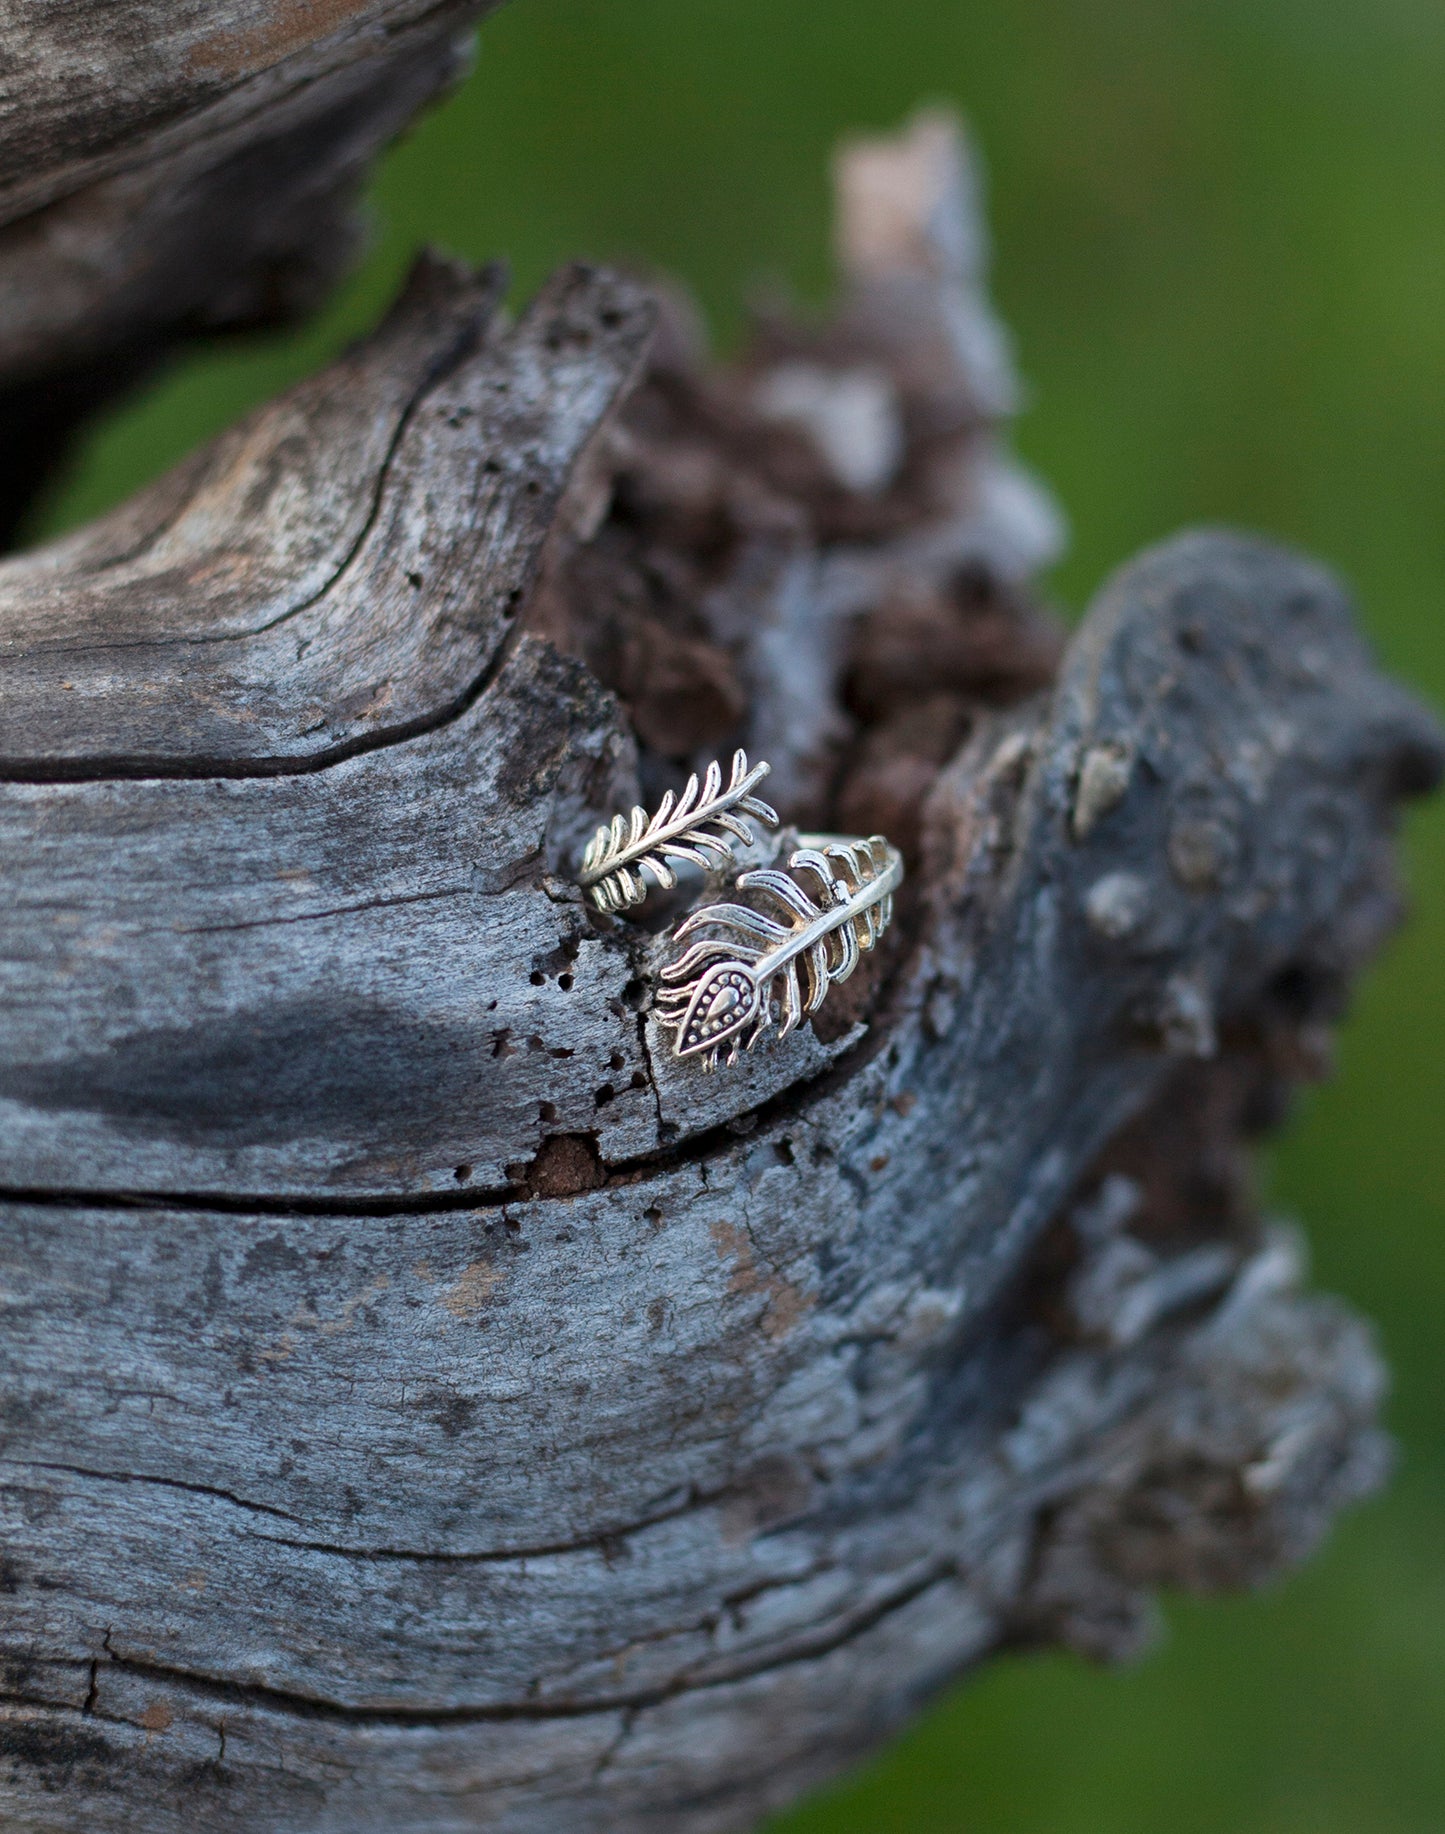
[575,758,901,1069]
[654,836,902,1069]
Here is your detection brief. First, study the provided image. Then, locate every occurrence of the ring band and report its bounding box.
[578,750,778,913]
[655,834,903,1069]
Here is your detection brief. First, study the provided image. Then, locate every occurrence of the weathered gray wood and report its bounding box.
[0,105,1438,1834]
[0,1217,1386,1834]
[0,526,1435,1826]
[0,521,1430,1207]
[0,0,503,542]
[0,261,653,772]
[0,2,501,227]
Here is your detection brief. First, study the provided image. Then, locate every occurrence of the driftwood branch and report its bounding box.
[0,48,1438,1834]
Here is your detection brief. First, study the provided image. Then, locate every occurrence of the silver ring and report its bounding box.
[655,834,903,1069]
[578,750,778,914]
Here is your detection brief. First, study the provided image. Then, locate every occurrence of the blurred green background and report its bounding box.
[38,1,1445,1827]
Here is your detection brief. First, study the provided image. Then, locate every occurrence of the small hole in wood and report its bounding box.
[453,1164,472,1184]
[539,1102,558,1124]
[530,970,547,986]
[558,973,574,992]
[608,1050,626,1071]
[594,1084,616,1108]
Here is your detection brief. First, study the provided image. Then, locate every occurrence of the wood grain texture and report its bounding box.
[0,1,497,226]
[0,528,1435,1828]
[0,0,503,544]
[0,260,654,772]
[0,109,1438,1833]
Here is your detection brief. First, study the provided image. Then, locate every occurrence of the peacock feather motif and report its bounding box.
[579,750,778,914]
[655,836,903,1068]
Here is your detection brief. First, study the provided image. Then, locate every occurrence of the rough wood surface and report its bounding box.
[0,104,1438,1834]
[0,0,501,544]
[0,259,652,773]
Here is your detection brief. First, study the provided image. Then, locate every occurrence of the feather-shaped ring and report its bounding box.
[578,750,779,914]
[654,833,903,1069]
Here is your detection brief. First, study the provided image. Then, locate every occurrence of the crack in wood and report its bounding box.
[69,1563,958,1728]
[1,1459,304,1526]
